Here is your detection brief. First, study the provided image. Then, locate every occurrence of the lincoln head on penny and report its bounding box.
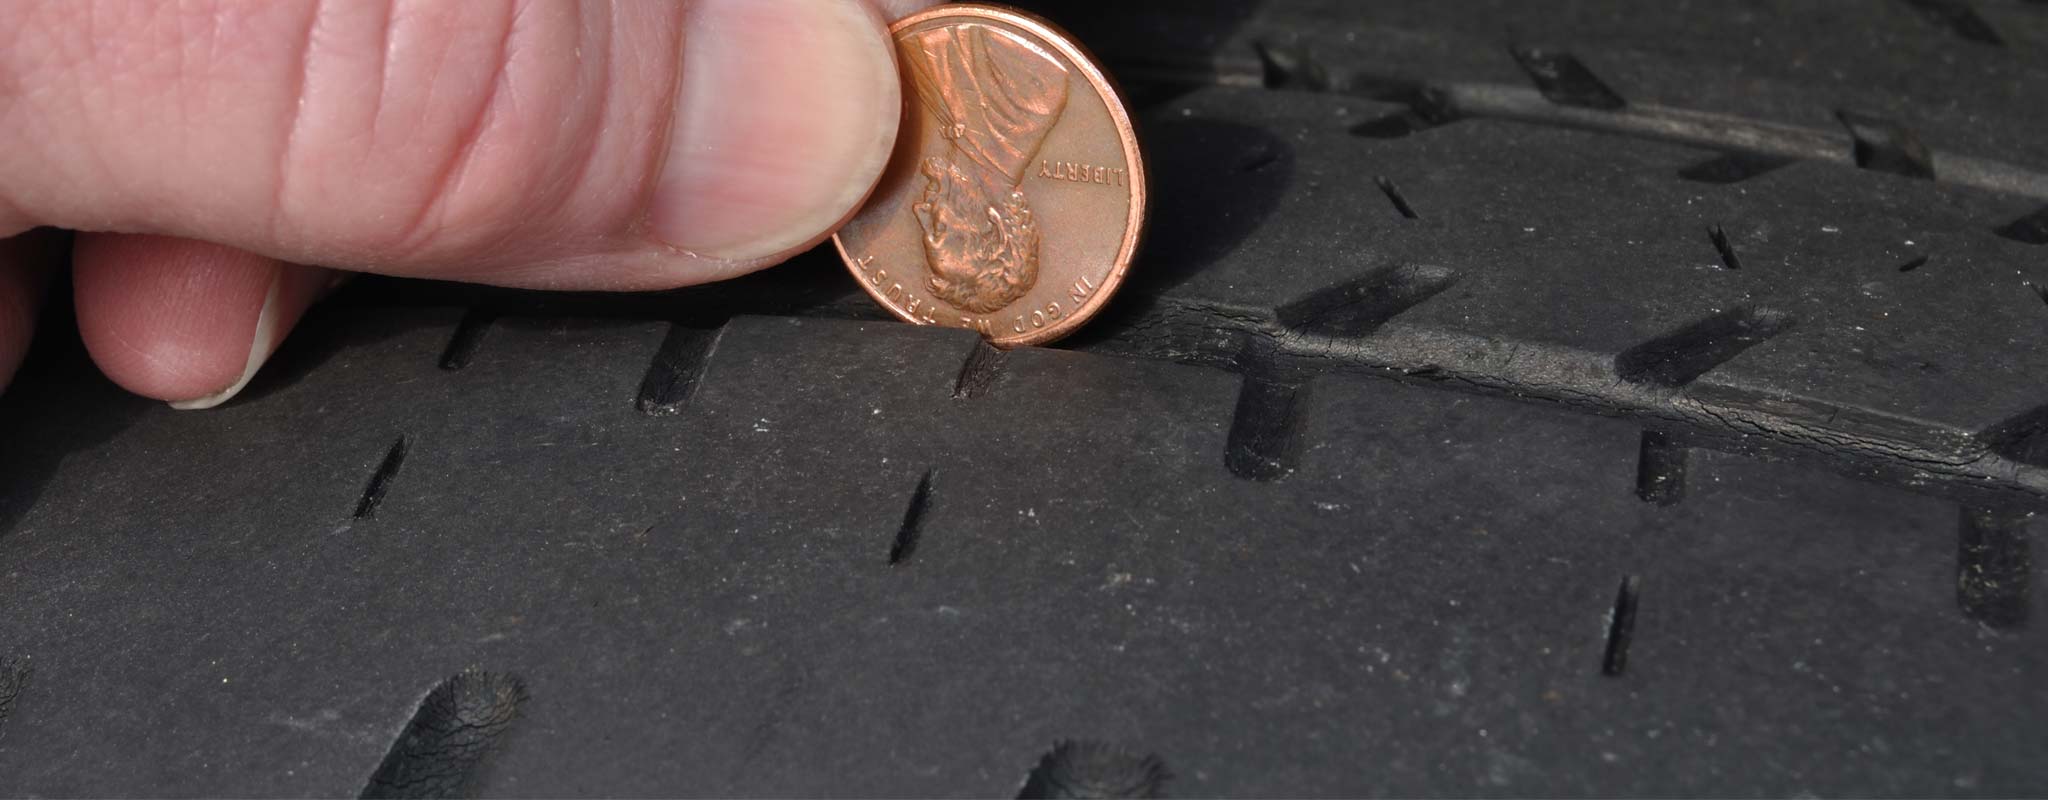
[899,23,1071,314]
[832,4,1146,348]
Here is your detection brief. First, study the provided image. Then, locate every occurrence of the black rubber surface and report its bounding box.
[3,1,2046,796]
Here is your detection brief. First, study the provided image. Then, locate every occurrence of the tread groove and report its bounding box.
[353,436,411,520]
[954,341,1009,400]
[437,310,496,371]
[1677,153,1796,184]
[889,469,935,566]
[1957,506,2032,628]
[1837,109,1937,179]
[1994,206,2048,244]
[1274,265,1458,337]
[1253,41,1331,91]
[1017,740,1169,799]
[1707,225,1744,271]
[1615,308,1795,388]
[1508,45,1627,110]
[1224,376,1303,482]
[636,324,722,416]
[1900,0,2007,45]
[360,671,527,799]
[1350,111,1446,139]
[0,657,28,742]
[1601,576,1642,676]
[1635,430,1688,506]
[1981,403,2048,466]
[1346,82,1461,139]
[1374,175,1420,219]
[1235,145,1282,173]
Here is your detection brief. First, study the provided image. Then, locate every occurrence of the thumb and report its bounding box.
[0,0,931,407]
[652,0,921,274]
[0,0,914,288]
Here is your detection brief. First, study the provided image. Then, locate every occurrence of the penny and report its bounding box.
[832,3,1146,347]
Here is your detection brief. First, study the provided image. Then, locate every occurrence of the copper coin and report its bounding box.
[832,3,1146,347]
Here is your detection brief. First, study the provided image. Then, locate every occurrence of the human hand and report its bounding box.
[0,0,936,407]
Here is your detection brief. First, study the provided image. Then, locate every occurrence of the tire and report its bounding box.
[2,1,2045,795]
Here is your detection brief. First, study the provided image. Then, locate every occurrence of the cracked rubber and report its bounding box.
[2,1,2046,796]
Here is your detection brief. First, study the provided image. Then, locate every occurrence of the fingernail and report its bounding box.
[649,0,901,262]
[168,275,282,410]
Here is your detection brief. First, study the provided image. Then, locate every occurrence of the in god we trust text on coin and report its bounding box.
[832,3,1146,347]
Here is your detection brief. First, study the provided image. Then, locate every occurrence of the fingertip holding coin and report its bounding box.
[833,3,1145,348]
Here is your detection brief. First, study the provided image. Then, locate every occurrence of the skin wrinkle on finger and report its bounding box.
[265,0,325,245]
[526,0,619,249]
[278,0,682,273]
[379,1,525,259]
[289,0,526,259]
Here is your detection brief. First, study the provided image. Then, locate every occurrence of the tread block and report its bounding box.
[1028,0,2048,179]
[1119,86,2048,468]
[2,315,2045,794]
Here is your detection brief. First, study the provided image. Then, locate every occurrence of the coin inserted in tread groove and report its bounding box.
[833,3,1146,347]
